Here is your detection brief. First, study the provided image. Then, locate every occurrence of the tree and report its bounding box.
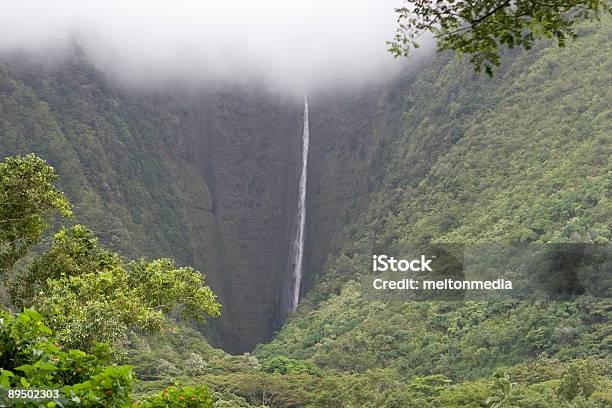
[557,360,601,401]
[0,154,71,273]
[10,225,221,352]
[1,309,217,407]
[407,374,453,400]
[135,386,214,408]
[0,308,134,407]
[261,356,320,375]
[485,373,522,408]
[0,152,220,358]
[388,0,610,74]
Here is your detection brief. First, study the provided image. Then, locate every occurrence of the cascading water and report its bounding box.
[281,97,309,318]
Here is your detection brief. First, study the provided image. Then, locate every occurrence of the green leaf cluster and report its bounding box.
[9,225,220,352]
[0,154,71,273]
[389,0,610,75]
[135,385,214,408]
[0,308,134,407]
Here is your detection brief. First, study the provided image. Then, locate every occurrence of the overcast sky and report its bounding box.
[0,0,417,94]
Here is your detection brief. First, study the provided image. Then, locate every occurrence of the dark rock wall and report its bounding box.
[186,88,302,352]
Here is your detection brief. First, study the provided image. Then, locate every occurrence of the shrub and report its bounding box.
[136,386,214,408]
[0,309,134,407]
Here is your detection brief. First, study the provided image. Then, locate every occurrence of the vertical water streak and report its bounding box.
[288,96,309,311]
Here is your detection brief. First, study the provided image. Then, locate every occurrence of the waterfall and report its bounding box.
[285,97,309,314]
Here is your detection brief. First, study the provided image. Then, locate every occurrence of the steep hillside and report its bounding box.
[256,16,611,381]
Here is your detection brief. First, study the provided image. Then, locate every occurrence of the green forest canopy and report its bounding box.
[0,154,219,406]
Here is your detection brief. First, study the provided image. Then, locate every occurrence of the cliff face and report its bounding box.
[0,55,402,352]
[302,86,405,295]
[183,86,402,352]
[184,88,302,352]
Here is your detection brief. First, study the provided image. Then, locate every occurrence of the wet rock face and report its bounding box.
[186,88,302,353]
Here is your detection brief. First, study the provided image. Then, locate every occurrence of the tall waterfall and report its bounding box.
[285,97,310,314]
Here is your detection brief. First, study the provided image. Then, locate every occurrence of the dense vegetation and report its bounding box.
[252,17,611,406]
[0,15,610,408]
[0,154,220,406]
[0,56,202,264]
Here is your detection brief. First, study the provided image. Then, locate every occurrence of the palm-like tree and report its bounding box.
[485,373,522,408]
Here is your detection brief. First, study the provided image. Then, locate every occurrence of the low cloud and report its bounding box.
[0,0,427,94]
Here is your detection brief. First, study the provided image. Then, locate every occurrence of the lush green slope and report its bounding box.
[250,17,611,404]
[124,18,611,408]
[0,54,205,262]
